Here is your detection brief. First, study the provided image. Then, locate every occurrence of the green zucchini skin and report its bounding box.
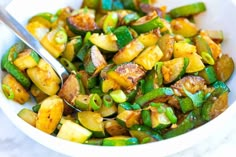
[169,2,206,18]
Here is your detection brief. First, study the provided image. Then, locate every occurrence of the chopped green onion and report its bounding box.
[103,94,113,107]
[54,29,67,44]
[59,57,77,72]
[109,89,127,103]
[90,93,102,111]
[2,84,14,99]
[201,51,215,65]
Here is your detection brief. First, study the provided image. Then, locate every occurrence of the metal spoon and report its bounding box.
[0,6,80,112]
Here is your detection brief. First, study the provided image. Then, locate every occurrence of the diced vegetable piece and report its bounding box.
[150,106,171,129]
[13,49,40,70]
[27,59,60,96]
[179,97,194,113]
[129,125,163,144]
[131,11,163,33]
[82,0,99,9]
[102,136,138,146]
[2,45,31,88]
[202,88,228,121]
[77,111,106,137]
[17,108,37,127]
[122,0,138,10]
[40,27,67,58]
[26,21,49,40]
[74,95,90,111]
[100,0,113,11]
[198,65,217,84]
[76,40,93,61]
[195,35,215,65]
[169,2,206,18]
[213,81,230,93]
[104,119,127,136]
[107,63,146,90]
[134,45,163,70]
[103,12,119,33]
[173,41,197,58]
[204,30,224,43]
[171,76,207,97]
[199,31,222,60]
[113,39,144,64]
[214,54,234,82]
[28,12,53,27]
[123,12,140,25]
[57,120,92,143]
[157,34,175,61]
[98,104,117,117]
[164,109,204,139]
[110,89,127,103]
[36,95,64,134]
[171,18,199,37]
[67,8,101,35]
[185,53,205,73]
[30,84,48,103]
[83,45,107,75]
[63,36,83,61]
[141,109,152,128]
[89,33,118,52]
[2,74,30,104]
[135,87,174,107]
[84,138,103,145]
[137,30,160,47]
[113,26,133,49]
[58,74,85,105]
[161,57,189,84]
[1,42,25,69]
[116,110,141,128]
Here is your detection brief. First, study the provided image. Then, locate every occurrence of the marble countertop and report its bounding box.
[1,109,236,157]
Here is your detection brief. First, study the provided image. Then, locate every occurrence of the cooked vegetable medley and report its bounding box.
[1,0,235,146]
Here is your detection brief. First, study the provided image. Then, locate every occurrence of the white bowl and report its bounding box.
[0,0,236,156]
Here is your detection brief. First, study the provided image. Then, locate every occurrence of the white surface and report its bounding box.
[0,0,236,157]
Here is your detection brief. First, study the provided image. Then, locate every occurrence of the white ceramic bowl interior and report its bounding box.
[0,0,236,156]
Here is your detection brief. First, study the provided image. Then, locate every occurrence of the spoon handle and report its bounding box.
[0,6,69,82]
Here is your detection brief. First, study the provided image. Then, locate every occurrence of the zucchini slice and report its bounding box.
[57,120,92,143]
[89,33,118,52]
[162,57,189,84]
[131,11,163,33]
[113,39,144,65]
[77,111,106,137]
[169,2,206,18]
[17,108,37,127]
[67,8,101,35]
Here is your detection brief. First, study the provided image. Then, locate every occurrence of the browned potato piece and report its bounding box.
[36,95,64,134]
[171,18,199,38]
[214,54,234,82]
[171,75,207,96]
[2,74,30,104]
